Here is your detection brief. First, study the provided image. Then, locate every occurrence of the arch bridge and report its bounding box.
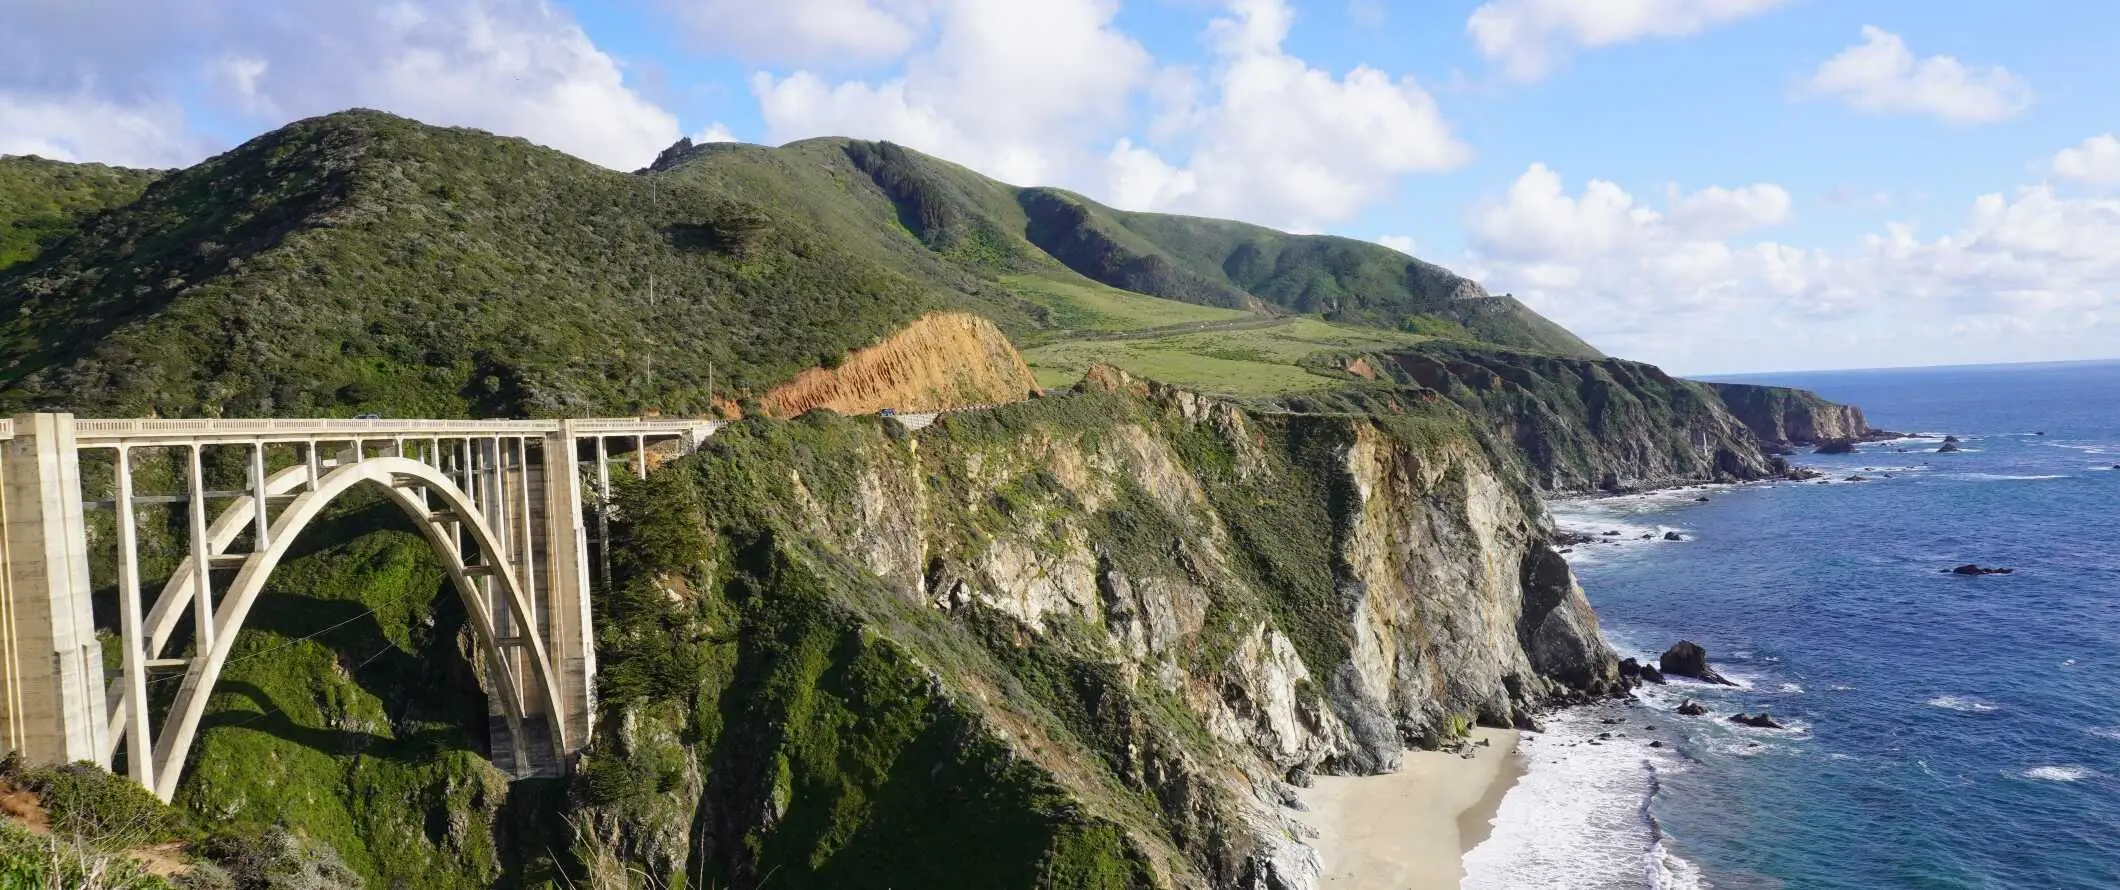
[0,413,719,801]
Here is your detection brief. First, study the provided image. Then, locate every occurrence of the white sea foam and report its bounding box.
[2087,727,2120,743]
[1927,695,2000,713]
[2024,765,2099,782]
[1780,683,1804,693]
[1947,473,2064,481]
[1462,707,1701,889]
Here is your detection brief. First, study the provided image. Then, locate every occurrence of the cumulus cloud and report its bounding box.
[1466,0,1791,81]
[2051,134,2120,189]
[0,0,681,170]
[750,0,1150,187]
[1375,235,1418,255]
[1464,156,2120,372]
[1805,26,2032,124]
[663,0,935,64]
[1102,0,1470,230]
[0,92,208,168]
[692,123,741,143]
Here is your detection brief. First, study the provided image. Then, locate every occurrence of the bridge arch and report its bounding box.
[146,456,568,801]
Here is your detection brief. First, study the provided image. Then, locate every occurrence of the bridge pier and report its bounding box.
[0,413,107,765]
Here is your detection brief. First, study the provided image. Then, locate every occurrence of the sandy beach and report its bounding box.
[1293,728,1524,890]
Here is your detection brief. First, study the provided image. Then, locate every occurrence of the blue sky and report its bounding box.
[4,0,2117,374]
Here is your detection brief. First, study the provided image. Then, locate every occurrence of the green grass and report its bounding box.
[1000,274,1250,337]
[1023,317,1435,395]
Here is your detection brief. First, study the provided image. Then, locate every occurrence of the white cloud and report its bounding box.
[751,0,1150,186]
[0,91,207,167]
[0,0,682,171]
[663,0,935,64]
[1666,183,1792,239]
[1102,0,1470,230]
[1375,235,1417,255]
[692,123,740,143]
[1805,26,2032,125]
[1464,157,2120,372]
[1467,0,1790,81]
[2051,134,2120,189]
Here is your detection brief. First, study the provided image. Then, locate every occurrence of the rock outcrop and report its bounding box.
[1659,640,1738,686]
[573,365,1620,890]
[1364,344,1777,491]
[761,312,1038,417]
[1708,381,1881,447]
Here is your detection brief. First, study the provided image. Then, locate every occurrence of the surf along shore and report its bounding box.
[1293,727,1524,889]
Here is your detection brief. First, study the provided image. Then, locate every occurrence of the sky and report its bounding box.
[3,0,2117,375]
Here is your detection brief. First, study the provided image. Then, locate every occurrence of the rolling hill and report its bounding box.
[0,109,1594,418]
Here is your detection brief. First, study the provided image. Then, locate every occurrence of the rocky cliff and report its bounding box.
[1354,344,1778,492]
[1706,381,1880,447]
[761,311,1039,416]
[566,366,1617,889]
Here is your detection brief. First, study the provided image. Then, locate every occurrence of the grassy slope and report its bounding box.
[0,155,162,273]
[0,113,1035,418]
[1022,317,1436,394]
[1,115,1597,418]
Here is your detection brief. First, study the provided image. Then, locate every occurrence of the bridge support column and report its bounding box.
[0,413,107,766]
[540,425,596,758]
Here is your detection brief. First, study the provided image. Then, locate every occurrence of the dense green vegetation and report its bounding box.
[0,111,1599,419]
[0,156,161,273]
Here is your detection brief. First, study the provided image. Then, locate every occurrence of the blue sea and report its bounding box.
[1464,359,2120,889]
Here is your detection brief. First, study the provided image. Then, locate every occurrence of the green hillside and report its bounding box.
[0,155,162,272]
[0,110,1594,419]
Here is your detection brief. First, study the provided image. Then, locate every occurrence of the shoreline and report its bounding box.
[1293,727,1524,889]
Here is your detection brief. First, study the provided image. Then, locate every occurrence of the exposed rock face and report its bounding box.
[1708,382,1878,447]
[582,365,1621,890]
[1370,345,1775,491]
[761,312,1037,417]
[1814,439,1858,455]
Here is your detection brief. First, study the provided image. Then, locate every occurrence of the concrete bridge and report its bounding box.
[0,413,720,801]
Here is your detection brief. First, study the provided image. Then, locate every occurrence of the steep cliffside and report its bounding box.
[762,311,1039,416]
[1355,344,1777,492]
[567,367,1617,889]
[1707,381,1881,446]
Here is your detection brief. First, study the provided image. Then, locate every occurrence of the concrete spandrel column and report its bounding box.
[541,425,595,753]
[3,413,109,765]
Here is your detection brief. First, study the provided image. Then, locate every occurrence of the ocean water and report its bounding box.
[1464,359,2120,889]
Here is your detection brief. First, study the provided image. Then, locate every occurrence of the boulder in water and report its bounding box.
[1814,439,1859,455]
[1659,640,1738,685]
[1947,564,2015,576]
[1937,442,1961,453]
[1729,712,1783,729]
[1664,531,1684,541]
[1942,435,1961,444]
[1640,664,1666,684]
[1676,700,1709,716]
